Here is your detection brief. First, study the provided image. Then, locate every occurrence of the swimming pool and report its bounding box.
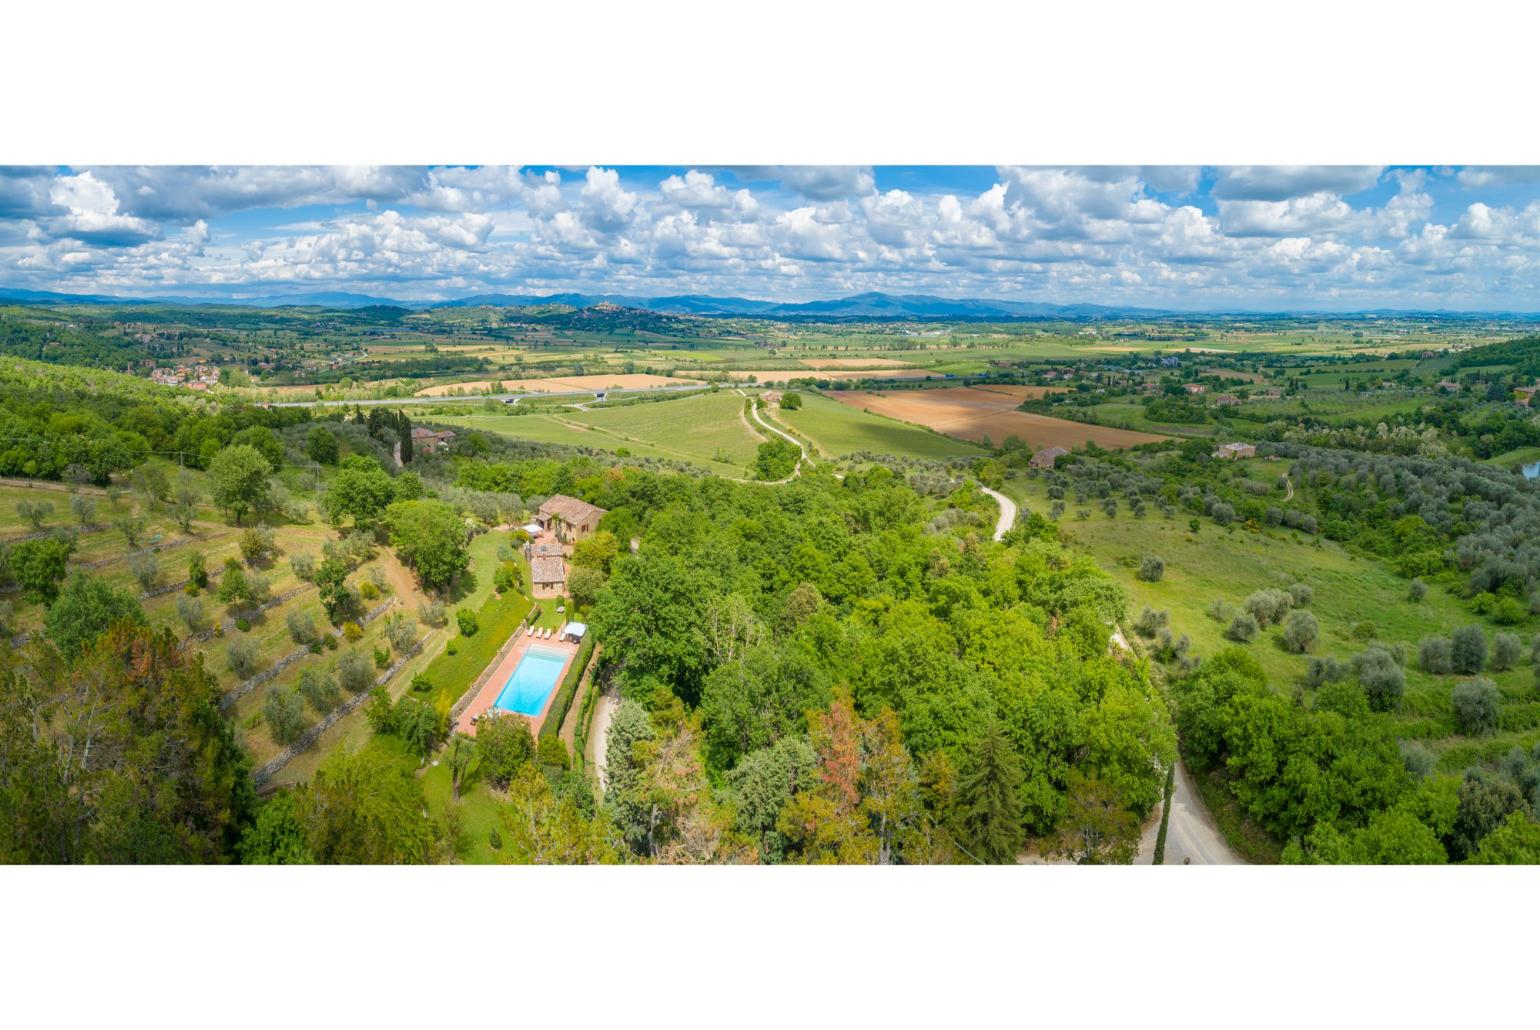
[492,645,569,716]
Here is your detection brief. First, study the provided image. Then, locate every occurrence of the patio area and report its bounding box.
[454,628,579,738]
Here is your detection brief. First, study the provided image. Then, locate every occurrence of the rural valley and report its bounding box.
[5,289,1540,865]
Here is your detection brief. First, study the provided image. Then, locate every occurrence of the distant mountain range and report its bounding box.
[433,291,1174,320]
[5,285,1540,321]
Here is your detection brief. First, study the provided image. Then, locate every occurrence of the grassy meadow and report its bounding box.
[1005,463,1540,776]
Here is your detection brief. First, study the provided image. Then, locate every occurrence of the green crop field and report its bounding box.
[437,389,766,470]
[776,390,985,461]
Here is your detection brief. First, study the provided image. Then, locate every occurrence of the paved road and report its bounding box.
[1159,759,1241,865]
[979,485,1016,541]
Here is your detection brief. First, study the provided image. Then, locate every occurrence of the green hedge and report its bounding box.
[540,634,596,740]
[572,664,600,774]
[1153,762,1176,865]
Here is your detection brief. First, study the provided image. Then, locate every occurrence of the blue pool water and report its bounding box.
[493,646,568,716]
[1523,461,1540,480]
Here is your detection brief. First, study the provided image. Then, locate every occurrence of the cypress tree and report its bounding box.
[955,723,1024,863]
[398,410,414,463]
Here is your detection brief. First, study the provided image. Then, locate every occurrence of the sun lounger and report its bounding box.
[526,625,535,637]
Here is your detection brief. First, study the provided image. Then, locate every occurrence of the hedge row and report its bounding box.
[1152,762,1176,865]
[539,633,596,741]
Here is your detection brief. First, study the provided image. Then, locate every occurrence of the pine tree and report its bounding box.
[954,723,1024,863]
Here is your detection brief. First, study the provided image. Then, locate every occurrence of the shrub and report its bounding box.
[1451,626,1488,675]
[286,610,319,647]
[1350,620,1377,642]
[384,612,417,652]
[1154,628,1190,663]
[342,620,363,643]
[538,734,569,770]
[1492,632,1523,672]
[1353,646,1405,712]
[1244,588,1293,627]
[457,608,480,637]
[1207,598,1237,623]
[1133,607,1169,639]
[1226,613,1259,643]
[16,499,52,530]
[239,525,279,566]
[1287,583,1313,607]
[337,650,375,694]
[175,594,207,634]
[187,552,208,591]
[114,514,147,549]
[127,552,159,592]
[290,553,317,582]
[1420,635,1453,674]
[1400,741,1436,779]
[374,646,391,669]
[1408,578,1427,602]
[1282,610,1319,654]
[1492,596,1529,626]
[234,617,252,633]
[359,580,380,601]
[410,674,432,693]
[1136,555,1165,582]
[226,637,260,678]
[263,688,307,744]
[478,713,537,789]
[1452,677,1501,736]
[1315,681,1370,719]
[1306,656,1349,687]
[493,561,519,594]
[297,668,340,713]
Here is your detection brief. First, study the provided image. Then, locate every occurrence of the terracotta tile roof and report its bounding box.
[537,494,607,527]
[531,556,566,584]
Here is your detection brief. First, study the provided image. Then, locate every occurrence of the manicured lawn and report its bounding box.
[421,760,507,864]
[416,590,533,714]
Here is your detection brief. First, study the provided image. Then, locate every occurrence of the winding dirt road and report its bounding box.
[979,485,1016,541]
[1109,627,1242,865]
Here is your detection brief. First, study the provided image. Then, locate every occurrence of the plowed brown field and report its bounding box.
[832,386,1166,449]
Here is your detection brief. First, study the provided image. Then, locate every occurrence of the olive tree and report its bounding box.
[1491,632,1523,672]
[1452,677,1501,736]
[1420,635,1453,674]
[1451,626,1488,675]
[1226,612,1259,643]
[1353,645,1405,712]
[1282,610,1319,654]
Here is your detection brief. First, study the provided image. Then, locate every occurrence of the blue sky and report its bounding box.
[4,165,1540,309]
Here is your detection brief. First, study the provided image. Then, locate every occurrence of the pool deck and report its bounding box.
[455,632,579,738]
